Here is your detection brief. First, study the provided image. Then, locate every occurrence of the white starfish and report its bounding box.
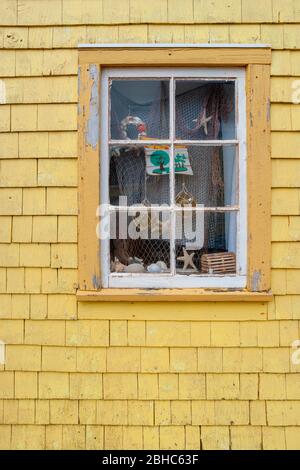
[177,248,198,271]
[193,108,213,135]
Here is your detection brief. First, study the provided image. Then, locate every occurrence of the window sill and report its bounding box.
[76,288,273,302]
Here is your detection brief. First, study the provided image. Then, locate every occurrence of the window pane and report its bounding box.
[174,145,237,207]
[175,80,235,140]
[110,79,170,140]
[109,145,170,205]
[110,210,171,274]
[175,211,237,274]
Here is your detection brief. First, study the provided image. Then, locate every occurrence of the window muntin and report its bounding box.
[101,67,247,289]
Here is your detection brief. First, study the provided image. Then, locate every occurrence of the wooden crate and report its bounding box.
[201,252,236,274]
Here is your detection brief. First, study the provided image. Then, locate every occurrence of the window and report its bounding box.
[101,68,246,288]
[78,45,271,300]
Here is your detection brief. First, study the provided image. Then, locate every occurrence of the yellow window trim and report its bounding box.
[77,45,272,301]
[76,289,272,302]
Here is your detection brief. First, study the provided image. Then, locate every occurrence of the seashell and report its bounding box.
[156,261,168,272]
[147,263,162,273]
[111,257,125,273]
[124,263,145,273]
[114,261,125,272]
[128,256,143,265]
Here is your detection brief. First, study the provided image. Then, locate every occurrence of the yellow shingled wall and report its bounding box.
[0,0,300,450]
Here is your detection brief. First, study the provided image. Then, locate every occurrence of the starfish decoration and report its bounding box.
[177,248,198,271]
[193,108,213,135]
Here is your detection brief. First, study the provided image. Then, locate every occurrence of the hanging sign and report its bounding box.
[145,145,193,176]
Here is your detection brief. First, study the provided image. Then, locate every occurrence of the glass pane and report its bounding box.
[110,79,170,140]
[109,145,170,205]
[110,209,171,273]
[175,80,235,140]
[175,211,237,274]
[174,145,237,207]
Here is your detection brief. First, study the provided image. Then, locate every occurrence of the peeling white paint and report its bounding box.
[86,64,99,149]
[92,274,101,289]
[251,270,261,292]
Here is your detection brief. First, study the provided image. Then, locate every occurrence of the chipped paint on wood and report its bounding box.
[76,288,273,303]
[251,270,261,292]
[86,64,99,149]
[92,274,101,289]
[78,63,101,291]
[246,64,271,291]
[249,111,253,127]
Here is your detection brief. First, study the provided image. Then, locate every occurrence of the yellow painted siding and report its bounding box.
[0,0,300,450]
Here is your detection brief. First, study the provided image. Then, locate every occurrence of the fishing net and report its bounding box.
[109,80,234,272]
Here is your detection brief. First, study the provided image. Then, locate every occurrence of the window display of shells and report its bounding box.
[147,261,168,273]
[111,258,168,274]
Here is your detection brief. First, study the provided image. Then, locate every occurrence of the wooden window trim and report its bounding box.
[77,45,272,302]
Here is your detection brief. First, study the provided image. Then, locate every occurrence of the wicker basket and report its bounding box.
[201,252,236,274]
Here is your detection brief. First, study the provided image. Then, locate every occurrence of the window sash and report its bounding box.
[101,67,247,288]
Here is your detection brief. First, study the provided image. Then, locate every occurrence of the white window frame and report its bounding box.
[100,67,247,289]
